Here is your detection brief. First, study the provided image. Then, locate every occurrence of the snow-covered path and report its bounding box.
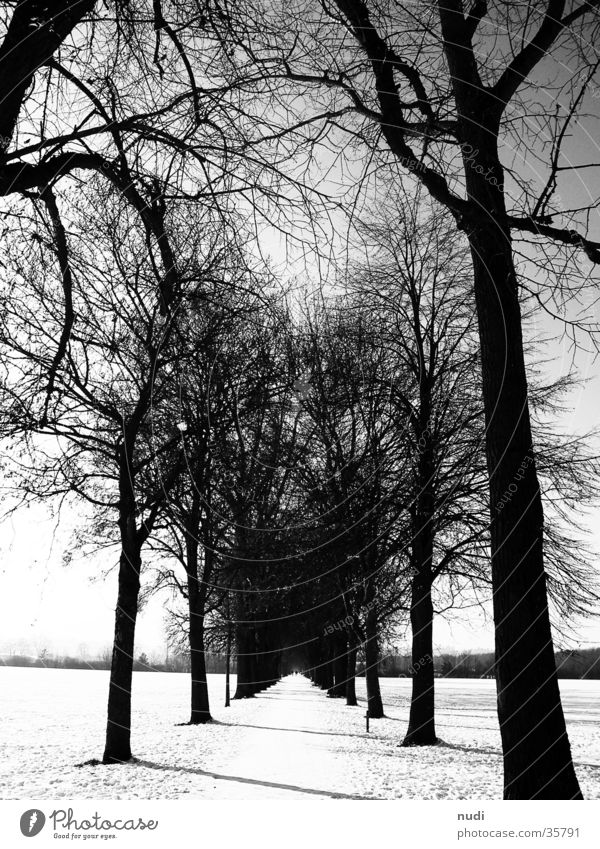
[203,675,367,799]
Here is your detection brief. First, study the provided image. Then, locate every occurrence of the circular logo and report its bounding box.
[19,810,45,837]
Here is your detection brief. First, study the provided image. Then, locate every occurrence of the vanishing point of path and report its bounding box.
[203,675,371,799]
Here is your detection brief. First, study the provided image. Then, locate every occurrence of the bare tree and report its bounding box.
[146,277,281,722]
[292,300,412,717]
[216,0,600,798]
[0,181,236,763]
[347,192,490,743]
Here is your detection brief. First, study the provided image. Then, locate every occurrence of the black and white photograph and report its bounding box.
[1,0,600,843]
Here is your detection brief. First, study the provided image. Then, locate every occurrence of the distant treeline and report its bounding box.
[3,648,600,679]
[375,649,600,680]
[0,652,234,674]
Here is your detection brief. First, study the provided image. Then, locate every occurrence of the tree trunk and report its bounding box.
[323,653,334,691]
[313,651,327,689]
[328,632,347,698]
[428,12,583,795]
[346,644,358,706]
[403,389,437,745]
[364,611,384,718]
[403,573,436,745]
[0,1,96,154]
[188,616,211,723]
[185,509,211,724]
[455,92,581,797]
[232,526,257,699]
[471,221,581,798]
[233,622,257,699]
[253,624,275,693]
[102,520,141,764]
[225,614,232,708]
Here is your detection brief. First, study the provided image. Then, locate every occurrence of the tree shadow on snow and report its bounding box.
[436,740,501,758]
[436,741,600,771]
[211,721,370,739]
[135,759,373,800]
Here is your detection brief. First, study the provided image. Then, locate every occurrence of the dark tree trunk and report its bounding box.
[232,527,257,699]
[323,654,334,691]
[403,390,438,745]
[317,658,334,690]
[188,615,211,723]
[403,573,436,745]
[260,645,281,689]
[102,518,141,764]
[470,220,581,798]
[233,622,257,699]
[345,644,358,706]
[328,632,347,698]
[225,614,232,708]
[0,1,96,154]
[252,624,274,693]
[312,636,333,689]
[314,655,327,689]
[253,651,266,693]
[364,611,384,718]
[318,666,328,689]
[308,642,321,686]
[185,507,212,724]
[100,395,167,761]
[438,64,581,796]
[253,624,275,693]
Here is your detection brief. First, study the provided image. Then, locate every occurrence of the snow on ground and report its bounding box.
[1,668,599,799]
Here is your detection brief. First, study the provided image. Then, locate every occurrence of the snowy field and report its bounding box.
[1,668,599,800]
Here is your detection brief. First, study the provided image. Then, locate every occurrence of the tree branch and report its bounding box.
[0,0,96,153]
[492,0,567,106]
[508,214,600,263]
[38,186,75,427]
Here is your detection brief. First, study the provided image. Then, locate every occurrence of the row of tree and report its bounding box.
[2,178,595,765]
[1,0,599,799]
